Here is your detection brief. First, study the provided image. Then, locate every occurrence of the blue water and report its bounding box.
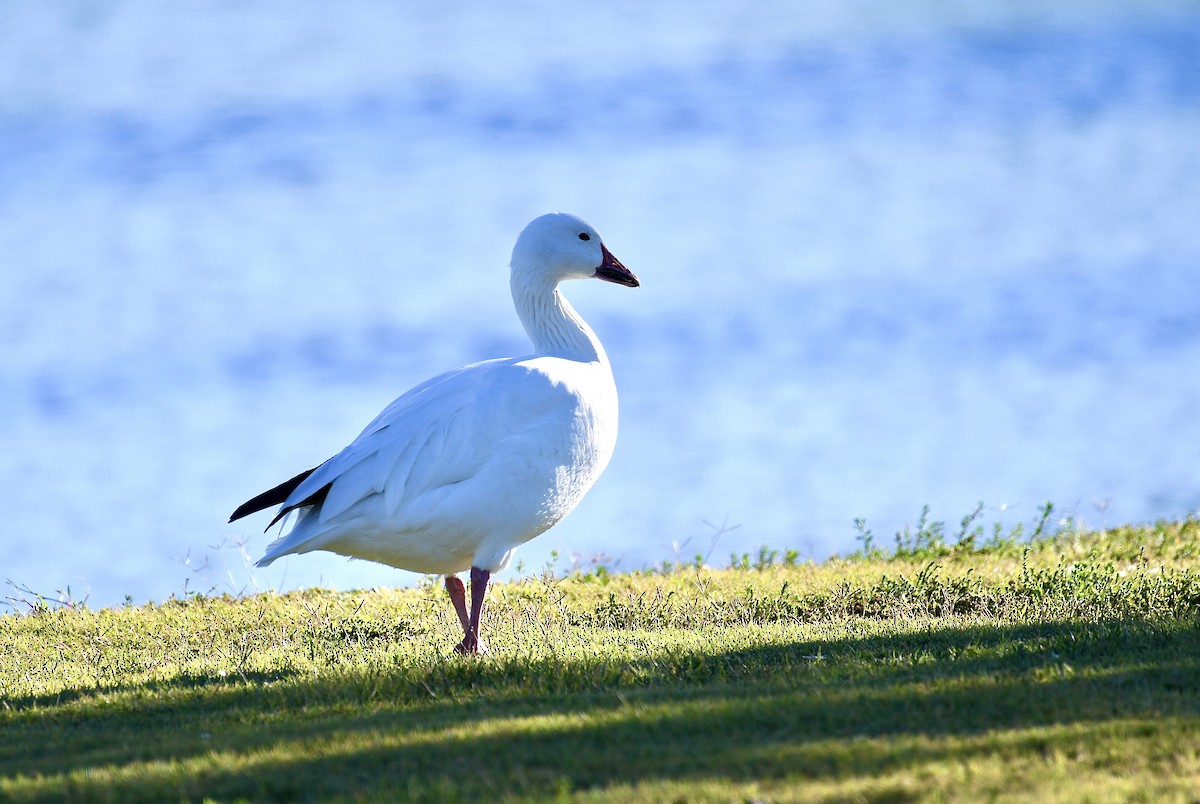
[2,3,1199,609]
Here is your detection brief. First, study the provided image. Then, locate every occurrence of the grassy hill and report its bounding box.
[3,510,1200,802]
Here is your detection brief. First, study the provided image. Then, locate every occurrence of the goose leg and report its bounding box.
[454,566,490,655]
[444,576,470,635]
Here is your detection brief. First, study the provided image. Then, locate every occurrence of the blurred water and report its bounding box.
[2,2,1198,608]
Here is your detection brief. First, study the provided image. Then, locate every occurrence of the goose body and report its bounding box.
[254,350,617,574]
[230,213,639,652]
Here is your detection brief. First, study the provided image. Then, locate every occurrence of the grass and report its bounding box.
[3,510,1200,801]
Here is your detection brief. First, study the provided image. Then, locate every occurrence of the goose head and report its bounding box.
[511,213,639,288]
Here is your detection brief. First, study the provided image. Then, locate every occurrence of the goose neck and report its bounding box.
[510,273,606,363]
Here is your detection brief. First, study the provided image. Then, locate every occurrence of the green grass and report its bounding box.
[3,512,1200,802]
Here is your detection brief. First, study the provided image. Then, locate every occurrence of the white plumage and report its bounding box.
[230,212,639,652]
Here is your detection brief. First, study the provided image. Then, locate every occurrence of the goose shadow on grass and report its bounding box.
[3,618,1199,799]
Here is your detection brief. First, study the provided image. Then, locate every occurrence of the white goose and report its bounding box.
[229,213,639,653]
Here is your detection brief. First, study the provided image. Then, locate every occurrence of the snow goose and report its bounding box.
[229,213,639,654]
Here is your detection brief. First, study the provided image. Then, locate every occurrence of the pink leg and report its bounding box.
[444,576,470,634]
[454,567,491,655]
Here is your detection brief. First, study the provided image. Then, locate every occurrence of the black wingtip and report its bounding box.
[264,482,332,530]
[228,465,321,524]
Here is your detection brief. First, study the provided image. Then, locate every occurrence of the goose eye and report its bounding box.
[578,232,590,241]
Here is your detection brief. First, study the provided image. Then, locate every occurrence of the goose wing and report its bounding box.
[254,356,571,561]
